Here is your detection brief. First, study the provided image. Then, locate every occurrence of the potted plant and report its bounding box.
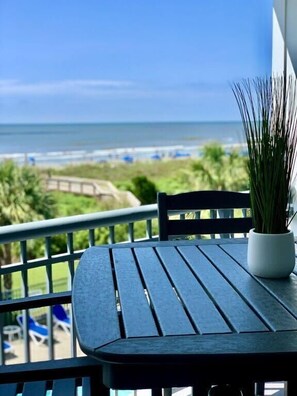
[232,75,297,278]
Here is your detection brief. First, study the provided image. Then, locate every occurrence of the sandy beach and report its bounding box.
[0,143,247,168]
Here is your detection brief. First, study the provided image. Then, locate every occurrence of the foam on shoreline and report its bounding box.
[0,143,247,167]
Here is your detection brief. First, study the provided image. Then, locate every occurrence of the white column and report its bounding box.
[272,0,297,77]
[273,0,297,233]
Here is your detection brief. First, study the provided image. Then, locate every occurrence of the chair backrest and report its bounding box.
[53,304,68,321]
[17,314,36,328]
[3,341,12,353]
[157,190,252,241]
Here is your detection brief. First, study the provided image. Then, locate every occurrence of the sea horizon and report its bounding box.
[0,119,241,125]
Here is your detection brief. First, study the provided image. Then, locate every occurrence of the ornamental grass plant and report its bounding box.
[232,76,297,234]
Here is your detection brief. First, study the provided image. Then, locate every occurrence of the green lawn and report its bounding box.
[11,261,74,298]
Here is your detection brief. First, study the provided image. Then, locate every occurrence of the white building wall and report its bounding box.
[272,0,286,75]
[273,0,297,233]
[286,0,297,76]
[272,0,296,77]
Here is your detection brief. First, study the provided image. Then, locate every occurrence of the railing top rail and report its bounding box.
[0,204,158,244]
[48,177,94,184]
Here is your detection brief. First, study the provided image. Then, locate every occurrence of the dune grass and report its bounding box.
[43,158,196,194]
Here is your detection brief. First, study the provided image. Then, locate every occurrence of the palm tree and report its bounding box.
[0,160,56,292]
[192,142,249,191]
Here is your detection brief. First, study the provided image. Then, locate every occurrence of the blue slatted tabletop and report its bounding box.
[73,239,297,392]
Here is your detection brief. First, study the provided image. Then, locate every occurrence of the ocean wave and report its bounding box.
[0,143,247,166]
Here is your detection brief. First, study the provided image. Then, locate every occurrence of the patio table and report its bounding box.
[73,238,297,396]
[3,325,22,342]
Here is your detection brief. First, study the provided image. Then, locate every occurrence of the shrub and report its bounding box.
[131,176,158,205]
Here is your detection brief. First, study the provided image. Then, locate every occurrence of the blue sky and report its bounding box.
[0,0,273,123]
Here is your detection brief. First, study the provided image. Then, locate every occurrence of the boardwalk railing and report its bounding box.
[0,204,158,365]
[46,176,141,206]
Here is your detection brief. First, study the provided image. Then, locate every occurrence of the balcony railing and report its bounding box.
[0,204,159,365]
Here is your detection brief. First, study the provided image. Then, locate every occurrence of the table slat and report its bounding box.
[73,247,120,352]
[178,245,268,333]
[134,247,195,336]
[205,244,297,330]
[156,246,231,334]
[112,248,159,337]
[222,243,297,324]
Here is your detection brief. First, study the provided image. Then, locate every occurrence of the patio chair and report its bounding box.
[157,190,252,240]
[3,341,13,354]
[16,314,48,345]
[53,304,71,334]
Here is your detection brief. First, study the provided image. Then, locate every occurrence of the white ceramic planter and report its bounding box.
[248,229,296,278]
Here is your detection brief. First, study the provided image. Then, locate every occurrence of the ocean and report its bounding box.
[0,121,246,166]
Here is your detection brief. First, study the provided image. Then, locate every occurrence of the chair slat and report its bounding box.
[0,383,18,396]
[81,377,90,396]
[167,218,253,237]
[52,378,76,396]
[22,381,47,396]
[166,190,250,210]
[157,191,252,241]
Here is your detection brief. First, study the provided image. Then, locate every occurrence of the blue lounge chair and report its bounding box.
[53,304,71,334]
[17,314,48,345]
[122,155,134,163]
[173,151,191,158]
[151,153,161,160]
[3,341,13,354]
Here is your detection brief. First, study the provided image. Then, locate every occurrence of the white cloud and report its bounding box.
[0,79,134,96]
[0,78,230,103]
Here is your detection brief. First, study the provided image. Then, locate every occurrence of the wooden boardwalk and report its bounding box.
[45,176,140,207]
